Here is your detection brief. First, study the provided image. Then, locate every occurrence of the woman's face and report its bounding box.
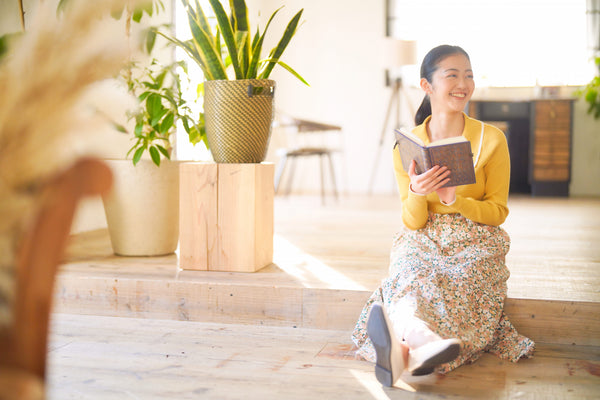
[421,53,474,114]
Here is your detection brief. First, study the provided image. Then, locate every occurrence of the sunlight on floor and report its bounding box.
[274,233,368,291]
[350,368,418,399]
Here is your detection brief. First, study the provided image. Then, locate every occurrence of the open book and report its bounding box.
[394,128,476,188]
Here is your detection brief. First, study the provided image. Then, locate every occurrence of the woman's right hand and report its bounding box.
[408,160,451,195]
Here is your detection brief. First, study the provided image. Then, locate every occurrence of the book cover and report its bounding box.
[394,128,476,188]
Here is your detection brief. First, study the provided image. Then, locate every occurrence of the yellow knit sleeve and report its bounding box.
[393,148,429,230]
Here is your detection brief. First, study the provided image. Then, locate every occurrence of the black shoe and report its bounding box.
[367,303,406,386]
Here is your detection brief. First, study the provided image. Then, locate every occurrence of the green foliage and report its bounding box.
[578,57,600,120]
[57,0,165,21]
[158,0,308,85]
[120,60,204,167]
[576,57,600,119]
[0,32,22,62]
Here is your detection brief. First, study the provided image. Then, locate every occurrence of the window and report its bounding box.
[387,0,592,87]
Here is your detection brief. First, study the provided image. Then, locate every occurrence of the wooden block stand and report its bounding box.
[179,163,274,272]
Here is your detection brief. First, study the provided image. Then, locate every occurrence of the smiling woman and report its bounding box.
[386,0,591,87]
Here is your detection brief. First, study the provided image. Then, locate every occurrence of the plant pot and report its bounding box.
[204,79,276,163]
[102,159,180,256]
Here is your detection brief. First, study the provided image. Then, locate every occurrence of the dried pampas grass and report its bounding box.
[0,0,138,327]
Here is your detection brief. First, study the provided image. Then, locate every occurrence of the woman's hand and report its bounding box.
[436,186,456,205]
[408,160,451,195]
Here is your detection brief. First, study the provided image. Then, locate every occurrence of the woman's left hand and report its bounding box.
[436,186,456,205]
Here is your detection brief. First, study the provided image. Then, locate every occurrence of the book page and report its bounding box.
[396,128,425,146]
[429,135,468,147]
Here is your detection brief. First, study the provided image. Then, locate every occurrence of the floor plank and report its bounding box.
[46,313,600,400]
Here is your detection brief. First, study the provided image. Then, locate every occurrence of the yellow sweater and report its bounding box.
[393,113,510,230]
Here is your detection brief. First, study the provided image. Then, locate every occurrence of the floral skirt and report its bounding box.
[351,213,534,373]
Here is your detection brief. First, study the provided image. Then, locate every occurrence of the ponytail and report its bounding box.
[414,95,431,126]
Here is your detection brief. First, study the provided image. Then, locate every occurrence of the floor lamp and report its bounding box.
[368,39,416,194]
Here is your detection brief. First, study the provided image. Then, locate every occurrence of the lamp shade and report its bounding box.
[385,39,417,68]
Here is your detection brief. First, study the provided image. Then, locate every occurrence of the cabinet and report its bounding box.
[468,98,574,196]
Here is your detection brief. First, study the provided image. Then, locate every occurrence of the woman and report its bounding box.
[352,45,535,387]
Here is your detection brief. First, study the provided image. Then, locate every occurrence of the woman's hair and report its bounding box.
[414,45,471,126]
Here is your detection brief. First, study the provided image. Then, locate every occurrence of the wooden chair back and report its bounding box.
[0,158,112,398]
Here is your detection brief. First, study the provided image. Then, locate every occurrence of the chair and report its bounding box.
[273,115,342,204]
[0,158,112,399]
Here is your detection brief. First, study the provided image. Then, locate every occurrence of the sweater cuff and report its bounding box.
[409,184,426,196]
[440,196,456,206]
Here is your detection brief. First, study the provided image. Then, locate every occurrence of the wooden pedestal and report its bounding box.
[179,162,274,272]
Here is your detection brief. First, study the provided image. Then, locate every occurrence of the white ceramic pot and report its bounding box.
[102,159,180,256]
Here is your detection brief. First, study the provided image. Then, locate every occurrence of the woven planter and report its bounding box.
[204,79,276,163]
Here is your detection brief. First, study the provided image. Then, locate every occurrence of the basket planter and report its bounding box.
[102,159,180,256]
[204,79,276,163]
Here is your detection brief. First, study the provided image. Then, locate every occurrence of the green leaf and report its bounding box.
[208,0,243,79]
[132,9,143,23]
[160,112,175,133]
[259,9,303,80]
[157,145,170,158]
[192,0,213,36]
[186,125,200,145]
[133,147,145,165]
[113,123,128,133]
[146,93,163,117]
[149,146,161,166]
[56,0,73,15]
[586,89,596,103]
[150,108,168,128]
[134,122,144,137]
[0,32,22,61]
[157,32,210,76]
[234,30,249,76]
[155,69,168,87]
[273,60,309,86]
[139,91,152,101]
[230,0,250,75]
[247,7,281,79]
[146,29,157,53]
[186,4,228,80]
[142,0,155,16]
[110,6,124,20]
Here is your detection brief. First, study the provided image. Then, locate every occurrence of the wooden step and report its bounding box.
[55,244,600,347]
[57,195,600,347]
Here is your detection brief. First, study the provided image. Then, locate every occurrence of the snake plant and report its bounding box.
[160,0,308,85]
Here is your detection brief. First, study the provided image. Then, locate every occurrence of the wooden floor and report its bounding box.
[47,314,599,400]
[47,194,600,399]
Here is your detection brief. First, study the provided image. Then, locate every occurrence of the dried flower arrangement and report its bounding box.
[0,0,133,327]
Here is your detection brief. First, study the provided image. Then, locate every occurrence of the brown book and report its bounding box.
[394,128,476,188]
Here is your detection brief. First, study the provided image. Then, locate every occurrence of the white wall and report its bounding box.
[247,0,403,195]
[571,99,600,197]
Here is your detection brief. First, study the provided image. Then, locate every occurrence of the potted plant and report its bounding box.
[159,0,308,163]
[101,1,204,257]
[103,58,203,256]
